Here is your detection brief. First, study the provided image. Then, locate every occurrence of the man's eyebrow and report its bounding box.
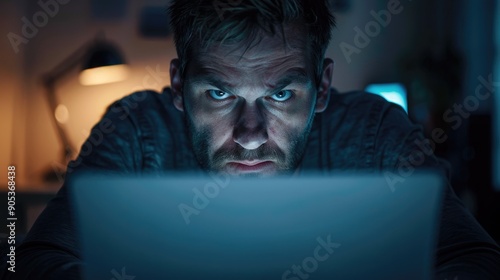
[185,67,312,92]
[186,75,235,93]
[268,68,312,90]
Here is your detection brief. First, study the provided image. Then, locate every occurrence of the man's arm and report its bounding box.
[376,102,500,279]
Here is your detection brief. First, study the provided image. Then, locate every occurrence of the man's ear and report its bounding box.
[315,58,334,113]
[170,58,184,112]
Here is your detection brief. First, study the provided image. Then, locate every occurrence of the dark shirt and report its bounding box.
[2,88,499,279]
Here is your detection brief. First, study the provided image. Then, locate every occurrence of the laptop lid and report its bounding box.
[70,172,443,280]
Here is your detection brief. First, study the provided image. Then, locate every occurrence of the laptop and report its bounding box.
[69,172,443,280]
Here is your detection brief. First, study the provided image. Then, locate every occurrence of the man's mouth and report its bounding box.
[226,161,275,173]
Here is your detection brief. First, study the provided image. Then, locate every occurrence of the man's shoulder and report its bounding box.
[86,87,193,171]
[323,89,396,127]
[107,87,176,119]
[311,89,409,169]
[100,87,184,134]
[327,89,391,114]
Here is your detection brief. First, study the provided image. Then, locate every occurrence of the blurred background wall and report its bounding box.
[0,0,499,239]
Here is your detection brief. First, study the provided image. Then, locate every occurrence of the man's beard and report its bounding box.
[184,113,313,177]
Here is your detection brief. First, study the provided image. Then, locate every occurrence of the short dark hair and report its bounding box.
[168,0,335,84]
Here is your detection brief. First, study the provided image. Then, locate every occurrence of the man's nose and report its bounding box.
[233,101,268,150]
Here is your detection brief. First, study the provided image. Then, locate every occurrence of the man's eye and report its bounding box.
[206,90,232,100]
[270,90,294,102]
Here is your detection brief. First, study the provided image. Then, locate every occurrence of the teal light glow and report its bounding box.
[365,83,408,113]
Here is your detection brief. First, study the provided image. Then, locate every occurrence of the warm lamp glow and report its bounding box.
[79,64,129,86]
[55,104,69,124]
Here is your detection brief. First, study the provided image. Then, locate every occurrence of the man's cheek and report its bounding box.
[204,121,233,150]
[268,114,304,137]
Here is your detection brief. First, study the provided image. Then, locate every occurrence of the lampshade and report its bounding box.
[79,42,129,86]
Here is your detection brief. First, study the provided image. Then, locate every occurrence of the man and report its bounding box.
[2,0,500,279]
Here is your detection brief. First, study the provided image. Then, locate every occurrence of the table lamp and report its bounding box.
[42,36,128,182]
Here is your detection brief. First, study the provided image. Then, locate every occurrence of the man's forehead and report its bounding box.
[186,52,312,89]
[186,26,312,80]
[192,49,308,74]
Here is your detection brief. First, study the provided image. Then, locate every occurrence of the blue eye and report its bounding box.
[270,90,294,102]
[207,90,232,101]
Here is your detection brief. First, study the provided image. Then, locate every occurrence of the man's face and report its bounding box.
[171,27,332,177]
